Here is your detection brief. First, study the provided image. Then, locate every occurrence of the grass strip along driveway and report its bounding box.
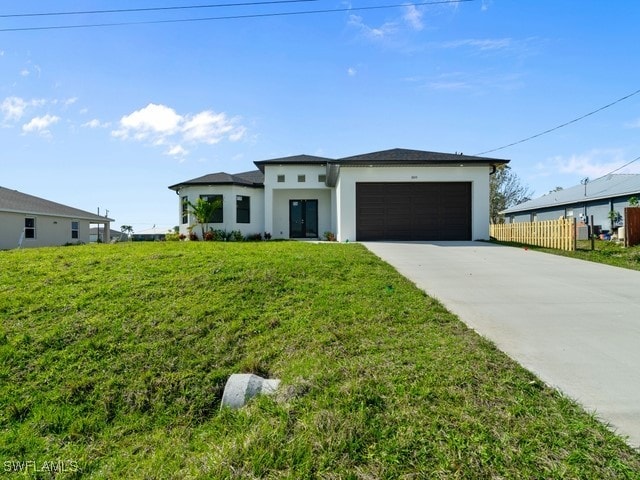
[1,242,639,479]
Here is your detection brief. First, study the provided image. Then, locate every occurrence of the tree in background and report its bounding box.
[490,165,533,224]
[120,225,134,241]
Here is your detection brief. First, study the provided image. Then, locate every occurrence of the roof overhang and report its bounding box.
[0,208,113,222]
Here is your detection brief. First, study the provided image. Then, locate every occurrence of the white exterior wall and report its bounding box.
[334,165,492,242]
[0,211,93,249]
[271,189,332,238]
[176,185,264,237]
[262,165,333,239]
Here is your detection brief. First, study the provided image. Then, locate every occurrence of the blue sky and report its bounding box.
[2,0,639,232]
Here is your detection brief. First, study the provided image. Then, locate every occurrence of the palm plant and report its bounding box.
[185,197,222,238]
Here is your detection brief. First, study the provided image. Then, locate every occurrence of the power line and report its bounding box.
[0,0,473,32]
[0,0,320,18]
[475,87,640,156]
[602,155,640,176]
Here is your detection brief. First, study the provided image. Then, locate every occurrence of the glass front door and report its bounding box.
[289,200,318,238]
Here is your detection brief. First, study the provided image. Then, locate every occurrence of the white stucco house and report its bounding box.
[0,186,113,250]
[168,148,509,242]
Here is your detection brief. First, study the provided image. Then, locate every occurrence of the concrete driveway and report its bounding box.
[363,241,640,449]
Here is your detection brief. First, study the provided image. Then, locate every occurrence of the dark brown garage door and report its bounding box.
[356,182,471,241]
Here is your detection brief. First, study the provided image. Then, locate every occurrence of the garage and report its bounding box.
[356,182,472,241]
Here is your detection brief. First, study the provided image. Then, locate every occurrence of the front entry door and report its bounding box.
[289,200,318,238]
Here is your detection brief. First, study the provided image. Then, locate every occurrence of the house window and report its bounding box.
[236,195,250,224]
[71,221,79,239]
[565,208,574,218]
[277,175,285,183]
[200,194,223,223]
[318,174,326,183]
[25,217,36,239]
[181,196,189,224]
[298,175,306,183]
[531,213,538,222]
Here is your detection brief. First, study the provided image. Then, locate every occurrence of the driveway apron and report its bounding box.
[363,241,640,448]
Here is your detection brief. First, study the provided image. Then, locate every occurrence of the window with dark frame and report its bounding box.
[277,174,285,183]
[318,174,326,183]
[236,195,250,224]
[71,221,79,239]
[298,174,306,183]
[200,194,223,223]
[24,217,36,239]
[181,196,189,224]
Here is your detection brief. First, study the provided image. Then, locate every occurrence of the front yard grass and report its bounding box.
[492,239,640,271]
[0,241,639,478]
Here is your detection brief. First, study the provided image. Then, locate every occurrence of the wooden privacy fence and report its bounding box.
[624,207,640,247]
[490,218,576,251]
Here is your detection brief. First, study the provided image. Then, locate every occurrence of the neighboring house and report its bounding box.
[130,226,171,242]
[502,174,640,234]
[89,227,127,243]
[169,148,508,242]
[0,186,113,250]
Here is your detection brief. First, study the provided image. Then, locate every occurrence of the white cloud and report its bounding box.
[481,0,493,11]
[182,111,234,144]
[20,69,29,77]
[625,118,640,129]
[22,114,60,136]
[165,145,189,157]
[82,118,110,128]
[403,5,424,31]
[541,149,640,179]
[114,103,182,139]
[112,103,246,158]
[348,15,397,40]
[1,97,27,121]
[1,96,47,122]
[347,67,357,77]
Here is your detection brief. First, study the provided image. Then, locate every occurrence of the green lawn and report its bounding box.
[492,239,640,272]
[1,242,639,479]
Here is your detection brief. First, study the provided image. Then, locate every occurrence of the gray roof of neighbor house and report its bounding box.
[89,227,126,237]
[336,148,509,166]
[168,170,264,190]
[502,174,640,214]
[0,186,114,222]
[253,154,333,172]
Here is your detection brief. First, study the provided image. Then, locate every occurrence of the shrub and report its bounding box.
[323,231,336,242]
[245,233,263,241]
[165,232,181,242]
[209,229,229,241]
[189,232,198,241]
[263,232,272,240]
[230,230,244,242]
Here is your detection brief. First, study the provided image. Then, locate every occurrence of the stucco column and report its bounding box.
[264,185,273,237]
[103,222,111,243]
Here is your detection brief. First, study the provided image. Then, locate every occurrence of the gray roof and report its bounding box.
[168,170,264,190]
[171,149,510,190]
[503,174,640,214]
[336,148,509,166]
[0,186,113,222]
[254,154,333,172]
